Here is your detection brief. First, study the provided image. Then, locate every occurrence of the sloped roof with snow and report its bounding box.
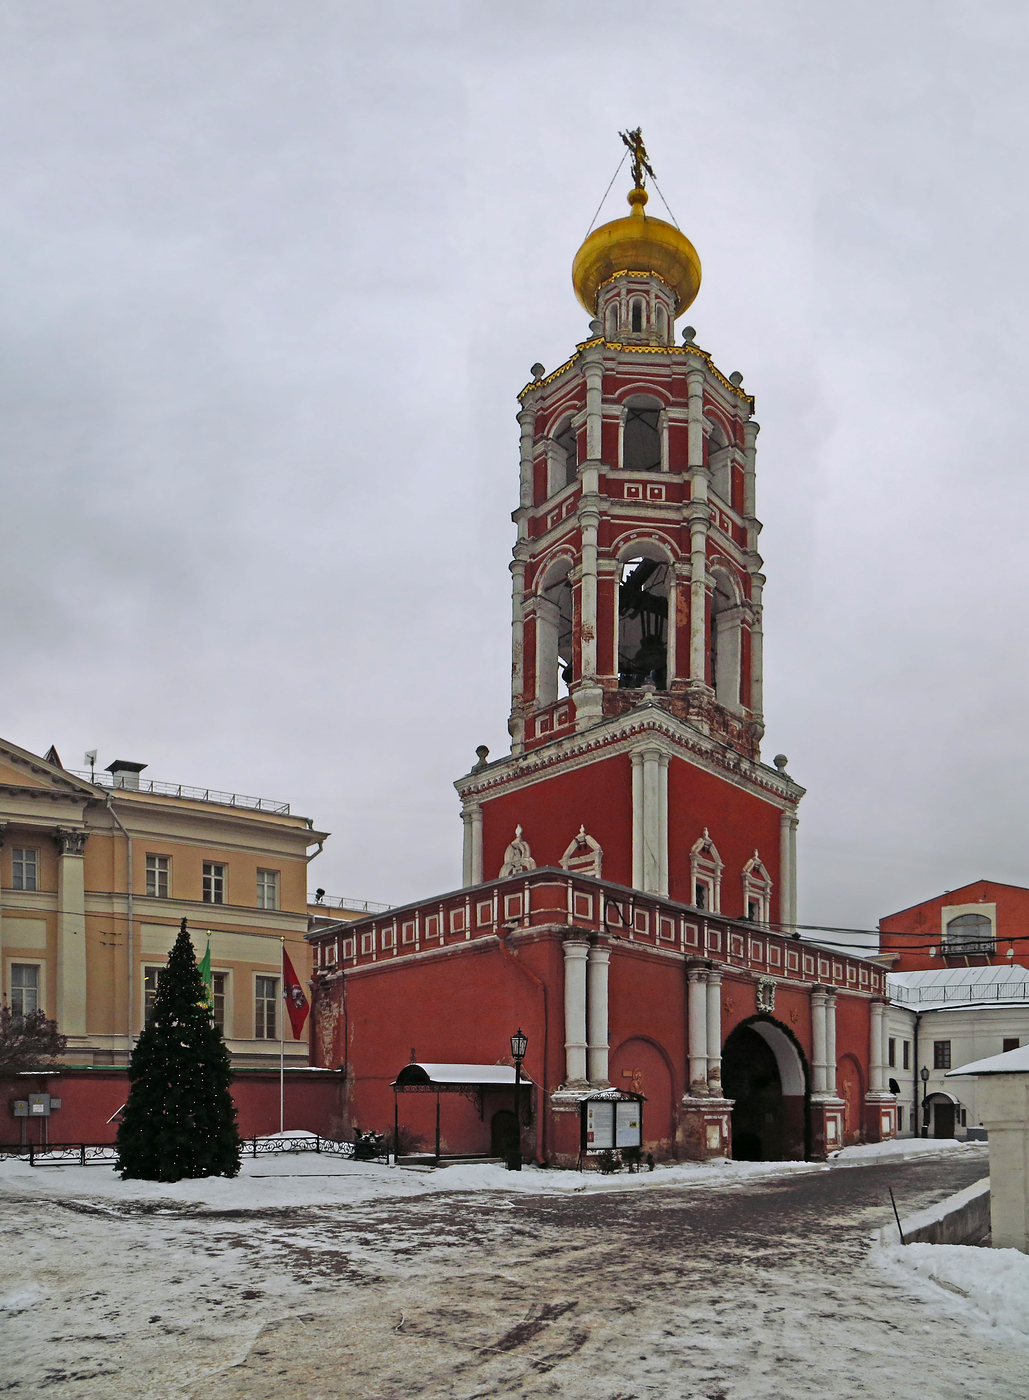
[947,1044,1029,1076]
[888,964,1029,1008]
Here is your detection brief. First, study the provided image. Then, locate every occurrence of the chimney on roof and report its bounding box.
[106,759,147,792]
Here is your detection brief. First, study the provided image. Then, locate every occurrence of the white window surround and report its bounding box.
[254,973,279,1040]
[941,902,997,954]
[690,830,723,913]
[145,854,170,899]
[256,868,280,911]
[11,847,39,892]
[203,862,227,905]
[742,850,773,925]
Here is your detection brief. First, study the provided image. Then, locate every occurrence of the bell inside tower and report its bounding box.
[618,556,670,690]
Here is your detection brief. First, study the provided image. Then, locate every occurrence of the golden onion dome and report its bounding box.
[571,186,701,318]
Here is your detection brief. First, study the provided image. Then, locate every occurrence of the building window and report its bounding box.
[212,971,226,1032]
[960,1109,967,1127]
[144,965,165,1020]
[902,1040,910,1070]
[12,848,38,891]
[203,862,226,904]
[256,869,279,911]
[933,1040,952,1070]
[694,883,708,910]
[888,1038,896,1068]
[622,396,662,471]
[1003,1038,1020,1054]
[689,831,723,915]
[255,976,278,1039]
[897,1106,905,1132]
[943,912,994,955]
[631,299,643,333]
[10,963,39,1015]
[146,854,170,898]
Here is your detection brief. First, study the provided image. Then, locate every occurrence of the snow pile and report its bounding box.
[877,1243,1029,1342]
[830,1138,985,1167]
[0,1282,46,1314]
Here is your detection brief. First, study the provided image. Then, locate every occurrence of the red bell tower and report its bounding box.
[457,132,804,927]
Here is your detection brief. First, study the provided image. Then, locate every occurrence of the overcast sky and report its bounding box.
[3,2,1029,934]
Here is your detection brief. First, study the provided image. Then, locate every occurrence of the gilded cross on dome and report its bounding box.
[619,126,655,191]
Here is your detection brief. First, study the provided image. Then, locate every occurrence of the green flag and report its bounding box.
[198,937,213,1009]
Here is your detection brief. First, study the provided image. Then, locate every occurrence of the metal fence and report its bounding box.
[890,981,1029,1005]
[69,770,290,815]
[308,894,393,913]
[0,1135,354,1166]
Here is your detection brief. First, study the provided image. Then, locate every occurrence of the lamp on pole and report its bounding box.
[509,1028,528,1172]
[920,1066,930,1138]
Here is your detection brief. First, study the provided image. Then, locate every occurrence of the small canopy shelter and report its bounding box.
[391,1063,534,1166]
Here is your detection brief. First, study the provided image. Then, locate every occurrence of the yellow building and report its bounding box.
[0,738,328,1067]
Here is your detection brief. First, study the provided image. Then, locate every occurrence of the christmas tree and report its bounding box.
[116,918,241,1181]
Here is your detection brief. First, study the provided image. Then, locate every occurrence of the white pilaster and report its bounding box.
[749,573,765,725]
[706,967,723,1094]
[687,965,709,1095]
[509,552,528,754]
[810,987,828,1096]
[779,810,798,933]
[586,943,610,1086]
[869,1000,886,1095]
[562,939,590,1086]
[825,991,838,1098]
[55,829,88,1037]
[575,507,604,729]
[517,406,535,515]
[584,354,603,462]
[631,751,644,890]
[658,755,670,898]
[642,746,662,894]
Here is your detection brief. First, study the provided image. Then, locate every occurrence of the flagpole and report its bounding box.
[279,937,285,1135]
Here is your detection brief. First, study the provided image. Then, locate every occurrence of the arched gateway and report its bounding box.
[722,1015,809,1160]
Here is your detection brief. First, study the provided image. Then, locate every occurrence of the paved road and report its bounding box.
[3,1151,1024,1399]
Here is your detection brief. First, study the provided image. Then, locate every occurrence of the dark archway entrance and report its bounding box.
[722,1024,784,1160]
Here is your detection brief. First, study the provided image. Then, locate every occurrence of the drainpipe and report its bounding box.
[106,795,133,1054]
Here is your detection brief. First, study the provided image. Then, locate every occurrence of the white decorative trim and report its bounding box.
[499,826,537,877]
[560,826,603,878]
[689,829,723,913]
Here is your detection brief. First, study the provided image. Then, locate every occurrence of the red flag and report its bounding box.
[282,947,310,1039]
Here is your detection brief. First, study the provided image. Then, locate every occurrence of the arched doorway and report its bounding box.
[722,1016,808,1160]
[490,1110,518,1159]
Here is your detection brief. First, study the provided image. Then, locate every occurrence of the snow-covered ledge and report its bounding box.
[948,1044,1029,1253]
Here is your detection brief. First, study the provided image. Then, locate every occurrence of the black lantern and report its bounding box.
[920,1066,930,1137]
[920,1066,929,1083]
[508,1029,528,1172]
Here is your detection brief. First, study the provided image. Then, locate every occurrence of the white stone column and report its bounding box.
[825,991,838,1098]
[658,755,670,899]
[517,406,535,514]
[687,965,709,1095]
[584,354,604,463]
[562,939,590,1086]
[706,967,723,1094]
[54,829,88,1037]
[586,943,610,1086]
[642,746,662,895]
[869,1000,886,1095]
[461,806,483,887]
[509,552,528,754]
[631,751,644,890]
[779,811,798,933]
[748,574,765,725]
[575,508,604,729]
[742,419,760,543]
[686,368,710,685]
[810,988,828,1096]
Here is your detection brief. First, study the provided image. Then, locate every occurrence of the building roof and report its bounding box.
[888,963,1029,1008]
[947,1044,1029,1077]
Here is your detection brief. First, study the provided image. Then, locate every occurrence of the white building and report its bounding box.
[886,964,1029,1139]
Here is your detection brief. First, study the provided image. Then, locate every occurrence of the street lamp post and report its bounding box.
[509,1028,528,1171]
[920,1065,930,1138]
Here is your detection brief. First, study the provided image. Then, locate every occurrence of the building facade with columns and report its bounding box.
[306,145,895,1164]
[0,737,326,1069]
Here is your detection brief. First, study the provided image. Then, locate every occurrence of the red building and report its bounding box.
[880,879,1029,972]
[308,137,895,1164]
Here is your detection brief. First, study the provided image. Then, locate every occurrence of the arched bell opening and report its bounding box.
[707,420,732,504]
[722,1015,808,1161]
[709,570,742,710]
[622,394,664,472]
[617,544,670,691]
[550,417,578,496]
[534,558,574,707]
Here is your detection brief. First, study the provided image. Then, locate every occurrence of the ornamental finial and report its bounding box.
[619,126,655,193]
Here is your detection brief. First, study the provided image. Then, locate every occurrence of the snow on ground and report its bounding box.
[876,1242,1029,1344]
[0,1134,981,1213]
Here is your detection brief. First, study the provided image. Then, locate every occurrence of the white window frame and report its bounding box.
[689,830,723,914]
[143,963,166,1022]
[8,959,43,1015]
[145,853,170,899]
[254,974,279,1040]
[203,862,227,905]
[11,848,39,892]
[742,851,772,926]
[211,969,230,1035]
[256,868,280,911]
